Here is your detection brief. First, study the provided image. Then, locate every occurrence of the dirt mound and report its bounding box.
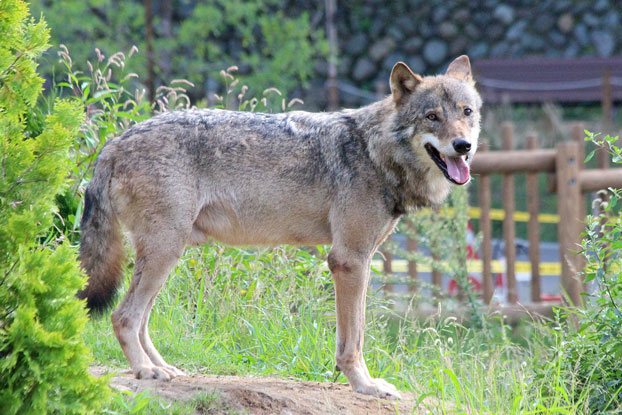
[91,367,426,414]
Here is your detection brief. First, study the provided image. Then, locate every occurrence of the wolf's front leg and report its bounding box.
[328,248,401,400]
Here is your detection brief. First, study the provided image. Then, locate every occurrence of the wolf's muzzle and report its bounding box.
[452,138,471,155]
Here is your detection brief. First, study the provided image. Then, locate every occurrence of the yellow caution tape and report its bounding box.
[415,207,560,224]
[467,207,560,224]
[372,259,561,275]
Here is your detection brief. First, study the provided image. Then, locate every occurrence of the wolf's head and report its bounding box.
[390,55,482,186]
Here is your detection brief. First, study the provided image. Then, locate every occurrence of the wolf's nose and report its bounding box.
[453,138,471,154]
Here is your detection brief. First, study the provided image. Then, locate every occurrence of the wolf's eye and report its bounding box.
[426,113,438,121]
[464,108,472,116]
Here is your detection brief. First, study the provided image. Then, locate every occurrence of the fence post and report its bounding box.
[572,123,587,286]
[502,122,518,303]
[526,133,541,303]
[478,143,493,303]
[556,141,583,306]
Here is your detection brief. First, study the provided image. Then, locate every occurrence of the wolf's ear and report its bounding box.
[445,55,473,83]
[390,62,423,104]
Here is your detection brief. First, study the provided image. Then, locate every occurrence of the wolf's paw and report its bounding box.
[354,378,401,400]
[135,365,172,381]
[161,364,185,378]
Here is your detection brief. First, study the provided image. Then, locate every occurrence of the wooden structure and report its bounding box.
[472,57,622,104]
[383,122,622,308]
[471,122,622,306]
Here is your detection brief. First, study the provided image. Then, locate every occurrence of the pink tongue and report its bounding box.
[445,156,470,184]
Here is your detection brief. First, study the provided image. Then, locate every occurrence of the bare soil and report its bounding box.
[91,366,427,414]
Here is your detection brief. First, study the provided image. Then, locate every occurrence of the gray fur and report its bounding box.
[79,55,482,399]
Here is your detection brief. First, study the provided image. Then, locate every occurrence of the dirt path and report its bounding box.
[91,367,427,414]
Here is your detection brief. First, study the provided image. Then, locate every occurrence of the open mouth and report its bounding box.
[424,143,470,185]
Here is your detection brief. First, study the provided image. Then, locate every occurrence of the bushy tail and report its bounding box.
[78,161,124,314]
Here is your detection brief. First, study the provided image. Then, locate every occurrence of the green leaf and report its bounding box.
[585,149,597,163]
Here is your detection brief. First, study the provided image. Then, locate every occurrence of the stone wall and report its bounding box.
[304,0,622,108]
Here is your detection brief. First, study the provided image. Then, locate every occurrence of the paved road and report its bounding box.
[372,233,562,304]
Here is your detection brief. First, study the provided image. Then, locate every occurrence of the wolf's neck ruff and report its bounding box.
[346,97,452,211]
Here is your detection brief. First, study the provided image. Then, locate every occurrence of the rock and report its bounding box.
[368,38,395,62]
[395,16,413,33]
[464,23,481,39]
[591,30,615,57]
[549,31,567,47]
[534,14,555,33]
[493,5,515,25]
[404,37,423,53]
[432,7,449,23]
[449,37,468,55]
[423,39,448,65]
[418,21,434,38]
[564,44,579,58]
[339,82,361,107]
[383,52,406,72]
[360,5,374,17]
[387,26,405,42]
[490,43,509,57]
[603,11,619,30]
[521,34,545,52]
[468,42,489,59]
[508,43,525,57]
[486,24,505,41]
[557,13,574,33]
[407,56,425,74]
[439,22,458,39]
[594,0,609,12]
[352,57,376,81]
[473,12,489,27]
[345,33,369,56]
[506,20,527,41]
[583,13,600,27]
[313,60,328,77]
[369,18,385,38]
[337,55,352,77]
[573,24,589,46]
[454,9,470,23]
[553,0,572,12]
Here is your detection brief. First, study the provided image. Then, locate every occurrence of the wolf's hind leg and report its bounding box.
[139,296,184,377]
[111,236,186,381]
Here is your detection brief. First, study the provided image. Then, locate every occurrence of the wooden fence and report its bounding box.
[382,122,622,307]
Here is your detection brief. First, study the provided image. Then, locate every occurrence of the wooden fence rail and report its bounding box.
[382,121,622,307]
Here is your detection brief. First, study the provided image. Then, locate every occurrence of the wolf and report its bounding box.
[79,55,481,399]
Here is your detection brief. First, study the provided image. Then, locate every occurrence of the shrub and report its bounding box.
[390,185,485,324]
[0,1,109,413]
[29,0,327,102]
[562,131,622,413]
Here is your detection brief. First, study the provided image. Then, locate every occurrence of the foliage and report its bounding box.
[87,242,589,414]
[48,43,195,241]
[561,131,622,413]
[390,186,485,324]
[0,1,109,414]
[29,0,327,101]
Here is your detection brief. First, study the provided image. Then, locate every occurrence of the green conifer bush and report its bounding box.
[0,1,109,413]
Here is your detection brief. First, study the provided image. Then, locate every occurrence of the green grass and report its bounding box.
[88,244,594,414]
[102,389,240,415]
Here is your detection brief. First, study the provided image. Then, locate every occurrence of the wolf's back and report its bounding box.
[78,153,124,313]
